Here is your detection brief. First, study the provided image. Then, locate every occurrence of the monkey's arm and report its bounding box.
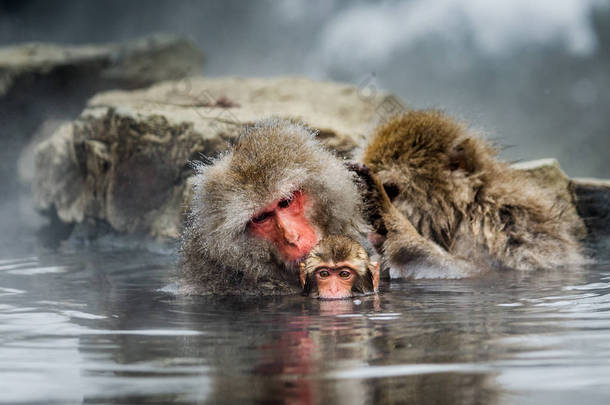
[381,204,480,278]
[349,163,480,279]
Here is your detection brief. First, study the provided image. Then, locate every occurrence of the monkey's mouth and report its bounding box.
[315,290,377,300]
[317,295,354,301]
[315,290,358,300]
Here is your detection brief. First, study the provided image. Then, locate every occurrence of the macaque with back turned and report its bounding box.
[350,110,586,278]
[299,236,379,299]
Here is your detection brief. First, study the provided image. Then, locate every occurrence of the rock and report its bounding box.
[33,123,86,223]
[571,178,610,241]
[511,158,587,238]
[0,33,204,98]
[34,77,609,243]
[1,34,204,199]
[17,119,68,184]
[511,158,610,241]
[511,158,571,200]
[33,76,394,240]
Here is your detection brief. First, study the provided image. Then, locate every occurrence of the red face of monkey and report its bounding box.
[300,257,380,300]
[311,265,359,299]
[248,191,319,263]
[299,236,380,300]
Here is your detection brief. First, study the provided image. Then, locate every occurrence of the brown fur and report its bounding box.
[180,119,365,295]
[301,236,375,296]
[359,110,585,277]
[302,236,371,277]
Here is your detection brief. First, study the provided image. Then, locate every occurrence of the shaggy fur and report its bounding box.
[181,119,365,295]
[301,236,375,296]
[360,110,585,277]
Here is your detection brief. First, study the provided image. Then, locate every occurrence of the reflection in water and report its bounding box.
[0,246,609,404]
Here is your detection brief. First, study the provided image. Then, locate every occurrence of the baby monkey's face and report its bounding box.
[299,236,379,300]
[313,267,358,299]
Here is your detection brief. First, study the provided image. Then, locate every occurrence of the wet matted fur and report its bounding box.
[362,110,585,275]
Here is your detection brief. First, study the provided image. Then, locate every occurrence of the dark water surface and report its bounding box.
[1,242,610,404]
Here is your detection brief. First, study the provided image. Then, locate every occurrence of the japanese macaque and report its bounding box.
[180,119,366,295]
[299,236,380,299]
[352,110,585,279]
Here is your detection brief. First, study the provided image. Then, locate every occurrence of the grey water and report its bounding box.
[1,239,610,405]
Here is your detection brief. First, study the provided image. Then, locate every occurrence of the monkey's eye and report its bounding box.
[252,211,272,224]
[338,270,352,279]
[318,270,330,278]
[278,195,293,209]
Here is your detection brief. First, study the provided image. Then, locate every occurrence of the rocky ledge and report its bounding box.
[0,34,204,98]
[31,76,609,243]
[33,76,398,240]
[1,34,204,197]
[512,159,609,241]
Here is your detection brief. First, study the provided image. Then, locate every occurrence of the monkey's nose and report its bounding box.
[279,224,300,245]
[284,232,300,245]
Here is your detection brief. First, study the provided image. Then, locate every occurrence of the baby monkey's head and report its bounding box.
[299,236,379,299]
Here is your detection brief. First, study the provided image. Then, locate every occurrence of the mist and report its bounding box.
[1,0,609,179]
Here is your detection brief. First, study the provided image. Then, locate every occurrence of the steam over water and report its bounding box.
[2,0,608,177]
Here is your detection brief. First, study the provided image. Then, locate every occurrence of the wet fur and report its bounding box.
[181,119,365,295]
[360,110,585,277]
[301,236,375,297]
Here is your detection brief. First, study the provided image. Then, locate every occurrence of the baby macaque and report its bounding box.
[299,236,379,299]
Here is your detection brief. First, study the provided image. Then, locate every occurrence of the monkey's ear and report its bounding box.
[299,262,307,288]
[369,261,380,292]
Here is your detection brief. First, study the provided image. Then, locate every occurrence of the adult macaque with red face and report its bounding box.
[299,236,379,299]
[181,120,366,295]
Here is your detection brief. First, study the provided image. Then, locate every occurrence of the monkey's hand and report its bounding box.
[346,162,392,237]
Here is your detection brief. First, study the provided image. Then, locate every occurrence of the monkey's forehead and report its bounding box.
[310,237,369,262]
[314,250,369,264]
[189,118,364,235]
[234,119,323,162]
[194,123,335,213]
[304,259,369,277]
[201,162,313,208]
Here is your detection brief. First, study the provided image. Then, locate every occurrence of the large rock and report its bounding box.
[511,159,587,238]
[0,34,204,198]
[512,159,609,241]
[33,77,609,242]
[33,76,396,240]
[0,34,204,98]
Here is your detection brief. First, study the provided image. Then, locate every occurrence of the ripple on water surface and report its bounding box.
[0,247,610,404]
